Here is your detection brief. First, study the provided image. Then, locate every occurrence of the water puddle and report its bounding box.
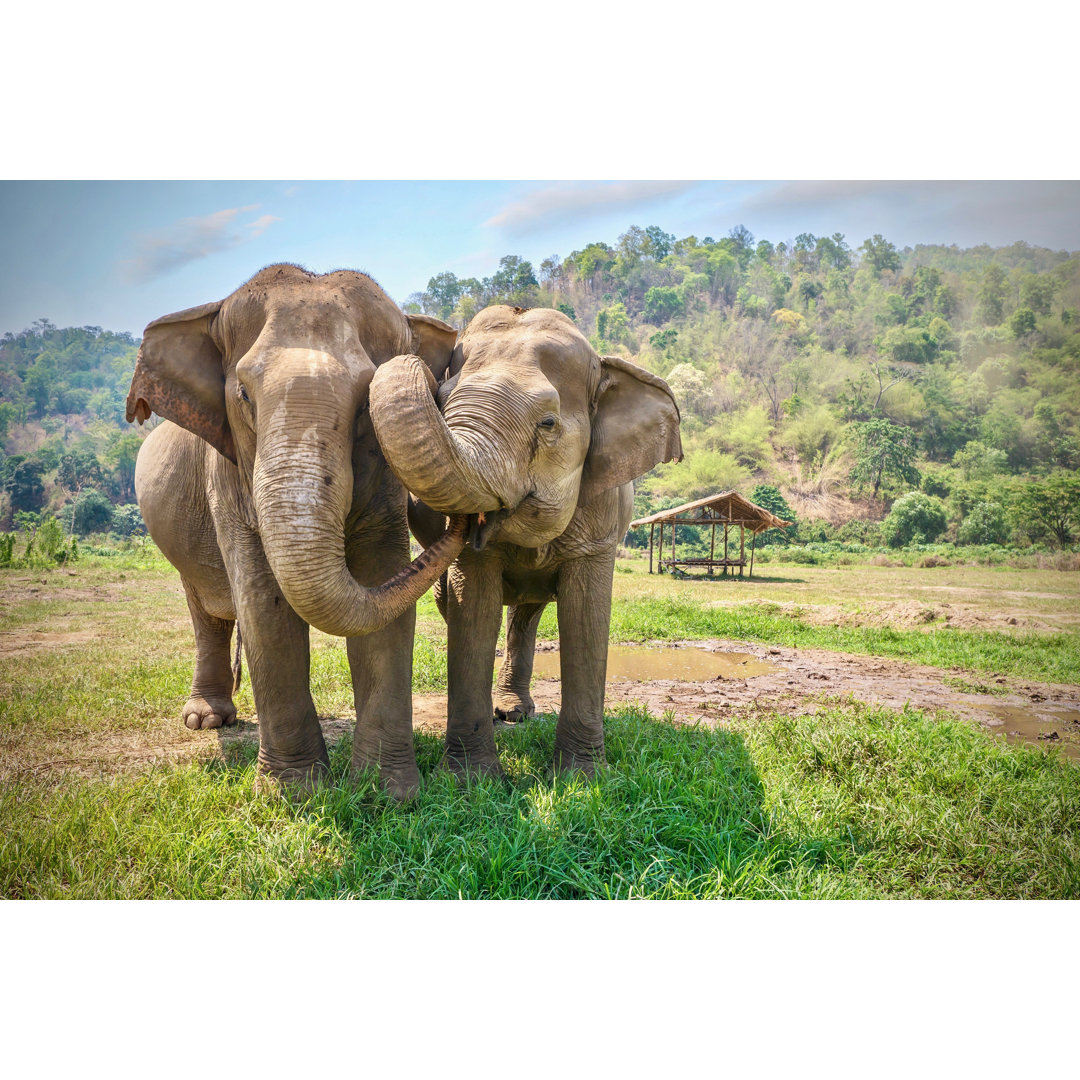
[531,645,778,682]
[954,699,1080,762]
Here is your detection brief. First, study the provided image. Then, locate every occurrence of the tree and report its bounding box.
[425,272,463,321]
[1009,472,1080,546]
[71,489,114,535]
[489,256,538,306]
[860,234,901,274]
[974,264,1008,325]
[644,286,684,324]
[958,500,1008,545]
[1009,307,1036,338]
[816,233,851,270]
[848,418,920,499]
[643,226,675,261]
[1019,272,1057,315]
[748,484,797,546]
[883,491,948,547]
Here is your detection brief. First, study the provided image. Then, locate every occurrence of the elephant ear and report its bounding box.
[125,300,235,463]
[578,355,682,504]
[407,313,458,382]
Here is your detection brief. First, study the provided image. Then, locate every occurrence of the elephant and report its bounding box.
[126,264,468,798]
[368,304,682,778]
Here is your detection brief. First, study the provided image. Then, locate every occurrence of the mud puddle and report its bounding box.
[965,700,1080,762]
[531,644,778,682]
[524,640,1080,764]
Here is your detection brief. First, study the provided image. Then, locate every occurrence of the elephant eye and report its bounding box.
[538,416,557,431]
[238,384,250,403]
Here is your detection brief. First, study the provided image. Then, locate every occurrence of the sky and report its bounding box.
[2,179,1079,340]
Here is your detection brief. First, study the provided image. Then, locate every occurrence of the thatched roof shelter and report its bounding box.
[629,490,791,577]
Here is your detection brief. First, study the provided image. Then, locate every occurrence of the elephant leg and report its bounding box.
[221,533,329,791]
[552,551,616,777]
[346,540,421,802]
[444,549,505,779]
[180,578,238,730]
[494,602,546,723]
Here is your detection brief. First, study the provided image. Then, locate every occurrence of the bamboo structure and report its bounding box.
[629,491,790,579]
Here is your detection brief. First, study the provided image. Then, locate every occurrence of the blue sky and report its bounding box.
[2,180,1078,339]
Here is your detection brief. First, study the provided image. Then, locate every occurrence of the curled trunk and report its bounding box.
[369,354,506,514]
[255,425,466,637]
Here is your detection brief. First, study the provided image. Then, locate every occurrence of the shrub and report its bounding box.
[883,491,948,548]
[111,503,147,539]
[71,489,114,535]
[958,500,1009,546]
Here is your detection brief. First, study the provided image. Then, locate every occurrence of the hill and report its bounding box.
[3,229,1079,550]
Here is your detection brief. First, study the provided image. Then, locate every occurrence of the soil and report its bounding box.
[413,639,1080,762]
[732,597,1071,634]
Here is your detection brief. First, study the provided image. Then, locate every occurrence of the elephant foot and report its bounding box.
[254,755,331,799]
[441,748,506,783]
[351,760,421,803]
[493,700,534,725]
[552,742,606,779]
[183,694,237,730]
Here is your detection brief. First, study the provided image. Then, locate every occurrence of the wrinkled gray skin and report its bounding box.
[369,306,681,778]
[127,264,467,798]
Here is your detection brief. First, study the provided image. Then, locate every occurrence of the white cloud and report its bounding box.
[485,181,699,235]
[119,205,280,282]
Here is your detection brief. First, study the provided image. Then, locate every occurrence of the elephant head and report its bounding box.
[368,305,682,546]
[126,263,465,634]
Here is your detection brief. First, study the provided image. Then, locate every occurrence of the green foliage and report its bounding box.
[958,500,1009,545]
[644,286,684,323]
[860,234,902,274]
[1008,472,1080,547]
[883,491,948,547]
[748,484,797,546]
[1009,307,1037,338]
[111,503,147,538]
[848,418,921,499]
[71,489,114,535]
[6,229,1079,555]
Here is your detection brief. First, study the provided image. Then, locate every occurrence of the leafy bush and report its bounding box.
[958,500,1009,545]
[111,503,147,539]
[71,489,114,535]
[883,491,948,548]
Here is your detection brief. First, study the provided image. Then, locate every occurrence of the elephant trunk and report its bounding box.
[369,354,513,515]
[254,413,466,638]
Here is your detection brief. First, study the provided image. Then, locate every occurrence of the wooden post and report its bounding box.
[649,523,655,574]
[723,523,729,577]
[749,530,757,578]
[658,521,664,573]
[709,522,716,576]
[672,517,677,572]
[739,523,745,577]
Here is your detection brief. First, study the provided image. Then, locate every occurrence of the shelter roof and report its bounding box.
[629,490,791,534]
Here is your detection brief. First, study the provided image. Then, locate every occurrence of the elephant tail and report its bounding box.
[232,624,243,694]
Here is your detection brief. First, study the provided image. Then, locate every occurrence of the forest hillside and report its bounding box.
[2,227,1079,553]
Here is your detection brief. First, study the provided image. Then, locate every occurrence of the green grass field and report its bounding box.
[1,553,1078,899]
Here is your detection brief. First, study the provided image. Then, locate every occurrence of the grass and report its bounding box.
[601,597,1080,683]
[2,553,1079,900]
[3,703,1077,899]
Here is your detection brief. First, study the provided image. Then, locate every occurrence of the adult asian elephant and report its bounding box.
[127,264,467,798]
[368,305,681,778]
